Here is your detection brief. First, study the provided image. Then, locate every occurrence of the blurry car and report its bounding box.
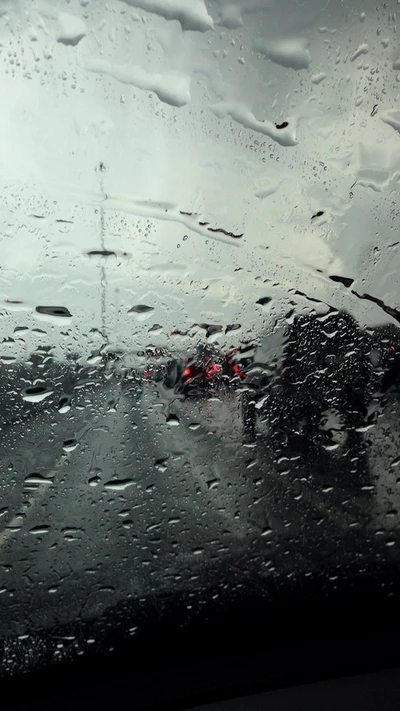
[161,343,248,398]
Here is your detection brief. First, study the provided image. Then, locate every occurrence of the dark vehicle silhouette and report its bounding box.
[162,343,248,397]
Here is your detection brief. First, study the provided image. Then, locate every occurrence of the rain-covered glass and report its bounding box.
[1,0,400,674]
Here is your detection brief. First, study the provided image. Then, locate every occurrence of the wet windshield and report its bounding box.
[1,0,400,676]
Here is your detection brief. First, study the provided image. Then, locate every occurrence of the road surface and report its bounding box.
[0,366,399,638]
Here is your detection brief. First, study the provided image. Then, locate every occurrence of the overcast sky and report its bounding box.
[1,0,399,361]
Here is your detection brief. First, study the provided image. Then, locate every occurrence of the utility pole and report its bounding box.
[98,162,107,346]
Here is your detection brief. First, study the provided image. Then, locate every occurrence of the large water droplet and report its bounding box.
[63,439,78,452]
[22,386,53,403]
[36,306,72,317]
[128,305,154,314]
[166,414,180,426]
[155,458,168,472]
[29,525,50,535]
[56,11,86,46]
[58,396,71,414]
[24,474,54,486]
[261,526,273,537]
[104,479,135,491]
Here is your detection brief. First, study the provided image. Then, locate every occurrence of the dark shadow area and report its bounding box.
[1,564,400,710]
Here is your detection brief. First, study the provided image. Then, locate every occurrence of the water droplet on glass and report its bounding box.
[36,305,72,318]
[256,297,272,307]
[148,324,163,333]
[22,386,53,403]
[58,396,71,414]
[128,305,154,314]
[261,527,273,537]
[63,439,78,452]
[155,458,168,472]
[118,509,130,518]
[24,474,54,487]
[29,525,50,535]
[104,479,135,492]
[166,414,180,426]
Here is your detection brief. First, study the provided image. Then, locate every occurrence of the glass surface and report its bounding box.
[1,0,400,674]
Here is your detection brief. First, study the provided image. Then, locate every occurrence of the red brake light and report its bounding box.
[183,367,191,378]
[203,362,221,380]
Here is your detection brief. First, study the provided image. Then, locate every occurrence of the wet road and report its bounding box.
[0,370,399,638]
[0,374,260,636]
